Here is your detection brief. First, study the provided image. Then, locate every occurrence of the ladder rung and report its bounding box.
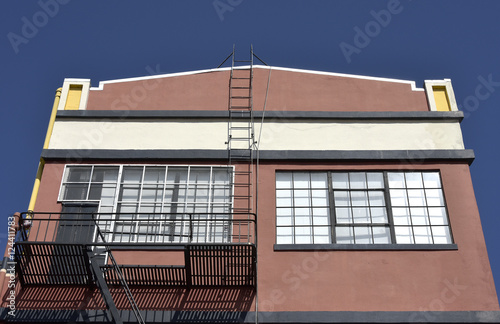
[232,87,250,89]
[232,77,250,80]
[230,127,252,130]
[233,195,253,198]
[231,96,251,99]
[231,106,252,109]
[234,171,253,174]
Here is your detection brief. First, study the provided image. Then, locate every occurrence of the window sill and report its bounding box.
[273,243,458,251]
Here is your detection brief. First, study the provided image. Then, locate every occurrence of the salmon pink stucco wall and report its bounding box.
[86,68,429,112]
[256,162,499,312]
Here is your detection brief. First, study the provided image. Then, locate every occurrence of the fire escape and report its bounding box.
[13,48,263,324]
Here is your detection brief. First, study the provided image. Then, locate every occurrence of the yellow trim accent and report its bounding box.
[27,159,44,212]
[64,84,83,110]
[43,88,62,149]
[433,86,451,111]
[28,88,61,211]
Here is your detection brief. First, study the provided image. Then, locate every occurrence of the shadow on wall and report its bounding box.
[2,285,254,322]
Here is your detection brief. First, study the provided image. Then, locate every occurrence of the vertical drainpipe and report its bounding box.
[27,87,62,212]
[0,88,62,292]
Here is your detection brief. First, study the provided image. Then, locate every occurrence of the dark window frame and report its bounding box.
[275,170,454,246]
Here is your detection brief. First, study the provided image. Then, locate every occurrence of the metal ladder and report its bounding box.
[225,45,257,215]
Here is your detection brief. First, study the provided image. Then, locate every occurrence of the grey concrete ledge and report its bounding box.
[56,110,464,121]
[41,149,475,164]
[274,244,459,251]
[2,309,500,323]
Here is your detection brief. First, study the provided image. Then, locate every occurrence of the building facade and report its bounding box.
[1,57,499,323]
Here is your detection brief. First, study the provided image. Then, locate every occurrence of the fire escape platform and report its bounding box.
[14,212,257,289]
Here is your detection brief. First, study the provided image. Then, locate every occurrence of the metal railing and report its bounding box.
[16,212,256,246]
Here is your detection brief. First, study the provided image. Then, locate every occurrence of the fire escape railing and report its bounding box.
[16,212,256,246]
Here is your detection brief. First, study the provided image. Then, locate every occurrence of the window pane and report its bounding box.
[187,187,209,203]
[144,167,166,183]
[334,191,350,206]
[313,227,331,244]
[295,216,312,226]
[372,227,391,244]
[410,207,429,225]
[428,207,448,225]
[354,227,372,244]
[92,167,119,182]
[335,208,352,224]
[370,207,388,223]
[276,172,292,189]
[141,186,163,202]
[212,186,231,203]
[392,208,411,225]
[408,189,426,207]
[390,189,408,206]
[277,216,292,226]
[336,227,354,244]
[294,190,310,207]
[432,226,452,244]
[63,184,89,200]
[349,172,367,189]
[368,191,385,206]
[405,172,423,188]
[165,187,187,203]
[189,167,210,184]
[66,166,91,182]
[295,227,311,242]
[212,168,231,184]
[413,226,433,244]
[122,167,143,183]
[351,191,368,206]
[367,172,384,189]
[277,208,292,217]
[293,173,310,189]
[332,173,349,189]
[277,227,293,237]
[352,208,370,223]
[310,173,327,188]
[167,167,188,184]
[395,226,414,244]
[311,190,328,206]
[425,189,445,206]
[423,172,441,188]
[276,236,293,244]
[388,172,405,188]
[120,186,140,201]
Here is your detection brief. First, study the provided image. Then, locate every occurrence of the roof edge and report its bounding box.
[89,65,424,92]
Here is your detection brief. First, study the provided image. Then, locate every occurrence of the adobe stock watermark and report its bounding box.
[213,0,243,21]
[460,74,500,118]
[65,64,167,163]
[339,0,405,63]
[6,215,18,317]
[408,278,467,322]
[259,250,330,314]
[7,0,71,54]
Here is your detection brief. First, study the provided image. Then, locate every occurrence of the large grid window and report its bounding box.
[276,171,453,245]
[60,165,233,243]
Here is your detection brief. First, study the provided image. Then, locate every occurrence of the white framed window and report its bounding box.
[59,165,233,243]
[276,171,453,245]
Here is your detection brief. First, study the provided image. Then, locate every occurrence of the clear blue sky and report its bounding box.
[1,0,499,302]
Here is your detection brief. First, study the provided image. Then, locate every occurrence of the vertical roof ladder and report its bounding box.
[227,45,256,215]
